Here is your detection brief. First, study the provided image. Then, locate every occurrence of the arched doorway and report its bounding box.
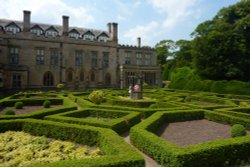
[43,71,54,86]
[67,70,73,82]
[105,73,111,85]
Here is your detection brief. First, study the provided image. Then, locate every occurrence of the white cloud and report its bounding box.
[0,0,95,27]
[148,0,200,30]
[123,21,159,46]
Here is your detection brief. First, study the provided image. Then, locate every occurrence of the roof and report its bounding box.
[0,19,110,37]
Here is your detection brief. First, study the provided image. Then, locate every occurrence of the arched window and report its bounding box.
[43,71,54,86]
[91,72,95,82]
[80,71,84,81]
[67,71,73,82]
[105,73,111,85]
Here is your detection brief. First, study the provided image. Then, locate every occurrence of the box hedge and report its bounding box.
[130,110,250,167]
[0,119,144,167]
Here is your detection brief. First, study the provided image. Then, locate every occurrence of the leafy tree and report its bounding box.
[192,0,250,81]
[155,40,176,65]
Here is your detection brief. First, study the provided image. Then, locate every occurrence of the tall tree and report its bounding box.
[192,0,250,81]
[155,40,176,65]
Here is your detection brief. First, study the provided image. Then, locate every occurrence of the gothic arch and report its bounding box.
[105,73,111,85]
[43,71,54,86]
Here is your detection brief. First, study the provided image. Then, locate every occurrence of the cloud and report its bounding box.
[148,0,200,30]
[0,0,95,27]
[123,21,159,46]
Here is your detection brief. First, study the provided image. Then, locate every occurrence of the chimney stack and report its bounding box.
[62,16,69,35]
[110,22,118,42]
[107,23,111,34]
[137,37,141,47]
[23,10,31,32]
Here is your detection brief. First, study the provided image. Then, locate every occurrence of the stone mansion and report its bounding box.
[0,11,161,90]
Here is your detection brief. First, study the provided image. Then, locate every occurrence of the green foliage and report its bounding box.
[231,124,247,138]
[3,109,16,115]
[131,110,250,167]
[15,101,24,109]
[57,84,64,90]
[88,90,105,104]
[0,131,102,167]
[155,40,176,65]
[143,82,149,88]
[192,0,250,81]
[43,100,51,108]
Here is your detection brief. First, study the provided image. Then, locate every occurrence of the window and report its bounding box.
[103,52,109,68]
[75,51,83,66]
[98,36,108,42]
[145,54,151,65]
[9,47,19,64]
[30,28,43,36]
[43,71,54,86]
[45,29,58,37]
[83,34,94,41]
[124,52,131,65]
[69,32,80,39]
[80,71,84,81]
[50,49,58,65]
[91,72,95,82]
[136,53,142,65]
[36,48,45,65]
[6,25,20,34]
[12,74,21,88]
[91,51,98,67]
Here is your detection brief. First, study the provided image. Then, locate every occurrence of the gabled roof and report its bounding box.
[82,30,95,36]
[45,26,58,32]
[97,32,109,38]
[69,28,80,34]
[5,21,21,30]
[0,19,110,38]
[30,24,44,31]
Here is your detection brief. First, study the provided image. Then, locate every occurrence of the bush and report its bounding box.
[231,124,247,138]
[15,102,24,109]
[3,109,16,115]
[57,84,64,89]
[88,90,105,104]
[43,100,51,108]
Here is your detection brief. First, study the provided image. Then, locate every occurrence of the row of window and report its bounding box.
[9,47,110,67]
[3,24,109,42]
[125,52,152,65]
[10,71,112,88]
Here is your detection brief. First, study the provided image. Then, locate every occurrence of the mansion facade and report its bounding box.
[0,11,161,90]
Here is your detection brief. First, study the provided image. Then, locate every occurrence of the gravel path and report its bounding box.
[156,119,250,146]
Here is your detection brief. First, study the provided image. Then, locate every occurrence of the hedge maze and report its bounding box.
[0,88,250,167]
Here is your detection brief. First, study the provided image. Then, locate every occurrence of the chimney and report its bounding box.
[110,22,118,42]
[107,23,111,34]
[23,10,31,32]
[62,16,69,35]
[137,37,141,47]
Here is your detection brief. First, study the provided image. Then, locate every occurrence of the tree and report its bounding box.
[192,0,250,81]
[155,40,176,65]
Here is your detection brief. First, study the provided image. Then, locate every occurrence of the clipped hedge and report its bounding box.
[45,108,141,134]
[0,98,77,120]
[130,110,250,167]
[0,119,144,167]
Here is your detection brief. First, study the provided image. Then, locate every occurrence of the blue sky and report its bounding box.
[0,0,241,47]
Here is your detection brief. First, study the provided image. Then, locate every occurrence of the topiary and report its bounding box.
[3,109,16,115]
[15,101,24,109]
[231,124,247,138]
[43,100,51,108]
[88,90,105,104]
[149,104,158,108]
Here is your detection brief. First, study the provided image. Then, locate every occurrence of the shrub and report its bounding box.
[143,82,149,88]
[149,104,158,108]
[25,93,30,98]
[231,124,247,138]
[15,102,24,109]
[3,109,16,115]
[43,100,51,108]
[88,90,105,104]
